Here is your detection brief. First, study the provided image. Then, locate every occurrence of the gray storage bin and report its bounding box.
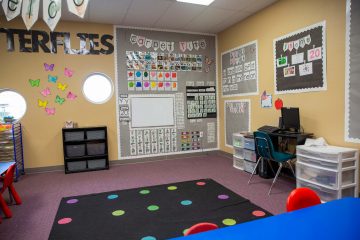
[86,130,106,140]
[66,144,85,157]
[88,159,106,169]
[67,161,86,171]
[64,131,84,141]
[87,143,106,155]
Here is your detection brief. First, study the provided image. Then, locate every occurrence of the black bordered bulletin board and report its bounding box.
[273,21,326,94]
[345,0,360,143]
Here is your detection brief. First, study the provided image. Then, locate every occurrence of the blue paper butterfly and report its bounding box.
[48,75,58,83]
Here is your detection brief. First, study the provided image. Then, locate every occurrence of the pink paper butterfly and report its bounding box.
[45,107,56,115]
[44,63,55,71]
[64,68,74,77]
[67,91,77,100]
[40,87,51,97]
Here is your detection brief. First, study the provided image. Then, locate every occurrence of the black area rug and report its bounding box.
[49,179,272,240]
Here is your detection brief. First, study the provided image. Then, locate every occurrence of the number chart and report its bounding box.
[273,21,326,94]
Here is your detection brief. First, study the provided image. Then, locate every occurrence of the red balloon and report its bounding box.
[275,98,283,110]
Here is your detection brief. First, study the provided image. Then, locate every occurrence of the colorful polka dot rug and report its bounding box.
[49,179,271,239]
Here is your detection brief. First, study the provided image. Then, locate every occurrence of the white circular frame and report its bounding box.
[0,89,27,124]
[82,73,114,104]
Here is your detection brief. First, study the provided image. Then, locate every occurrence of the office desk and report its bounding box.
[171,197,360,240]
[268,131,313,146]
[0,161,14,174]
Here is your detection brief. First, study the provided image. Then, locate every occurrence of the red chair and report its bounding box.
[286,187,321,212]
[0,164,22,219]
[184,222,218,236]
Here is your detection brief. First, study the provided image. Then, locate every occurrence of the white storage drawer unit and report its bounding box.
[296,145,359,202]
[233,146,244,159]
[233,155,244,170]
[244,149,257,162]
[233,133,245,148]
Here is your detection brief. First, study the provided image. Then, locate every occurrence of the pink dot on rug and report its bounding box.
[196,181,206,186]
[252,210,266,217]
[58,218,72,224]
[66,199,78,204]
[218,194,229,200]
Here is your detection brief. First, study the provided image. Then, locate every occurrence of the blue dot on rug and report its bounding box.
[181,200,192,206]
[107,194,119,200]
[141,236,157,240]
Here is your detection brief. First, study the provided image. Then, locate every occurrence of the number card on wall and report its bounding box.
[345,0,360,143]
[273,21,327,94]
[221,41,259,97]
[224,100,250,148]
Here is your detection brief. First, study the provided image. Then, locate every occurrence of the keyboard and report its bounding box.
[258,125,280,133]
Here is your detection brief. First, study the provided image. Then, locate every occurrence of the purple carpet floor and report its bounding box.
[0,154,295,240]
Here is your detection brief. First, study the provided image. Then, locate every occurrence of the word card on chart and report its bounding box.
[186,86,217,119]
[129,128,177,156]
[274,21,326,94]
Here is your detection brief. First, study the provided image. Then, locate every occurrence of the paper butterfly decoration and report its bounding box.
[67,91,77,100]
[48,75,58,83]
[41,87,51,97]
[29,79,40,87]
[55,95,65,105]
[64,68,74,77]
[44,63,55,71]
[38,99,48,108]
[45,107,56,115]
[57,82,68,91]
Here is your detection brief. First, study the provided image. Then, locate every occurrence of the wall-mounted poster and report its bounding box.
[273,21,327,94]
[221,41,259,97]
[345,0,360,143]
[224,100,250,148]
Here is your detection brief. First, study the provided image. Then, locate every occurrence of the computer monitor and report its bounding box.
[281,107,300,132]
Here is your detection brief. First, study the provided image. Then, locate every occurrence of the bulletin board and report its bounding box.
[221,41,259,97]
[115,27,217,159]
[224,100,250,148]
[273,21,327,94]
[345,0,360,143]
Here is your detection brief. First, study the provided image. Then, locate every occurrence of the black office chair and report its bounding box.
[248,131,296,195]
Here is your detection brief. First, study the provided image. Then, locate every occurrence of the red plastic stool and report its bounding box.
[184,222,218,236]
[286,187,321,212]
[0,164,22,219]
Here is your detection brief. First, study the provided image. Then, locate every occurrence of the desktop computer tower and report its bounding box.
[258,158,278,179]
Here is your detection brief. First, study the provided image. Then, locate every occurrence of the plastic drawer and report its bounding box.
[297,179,338,202]
[244,149,257,162]
[296,146,357,162]
[233,146,244,158]
[87,143,106,155]
[64,131,84,141]
[243,159,257,174]
[297,155,356,170]
[86,130,106,140]
[233,133,244,148]
[67,161,86,171]
[66,144,85,157]
[244,138,255,151]
[296,162,356,188]
[233,155,244,170]
[88,159,106,169]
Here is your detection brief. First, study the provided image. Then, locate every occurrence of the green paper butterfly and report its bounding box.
[55,95,65,105]
[29,79,40,87]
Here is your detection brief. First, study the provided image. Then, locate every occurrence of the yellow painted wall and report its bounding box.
[218,0,360,153]
[0,17,117,168]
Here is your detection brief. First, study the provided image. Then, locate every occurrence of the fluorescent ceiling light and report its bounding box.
[177,0,215,6]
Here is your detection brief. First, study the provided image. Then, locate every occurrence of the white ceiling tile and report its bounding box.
[243,0,277,13]
[154,2,206,29]
[210,0,254,11]
[123,0,173,27]
[87,0,133,24]
[211,10,252,33]
[185,7,237,32]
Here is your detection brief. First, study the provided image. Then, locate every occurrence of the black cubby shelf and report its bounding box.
[62,126,109,174]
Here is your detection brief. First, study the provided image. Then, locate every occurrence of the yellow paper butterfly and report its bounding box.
[38,99,48,108]
[57,82,68,91]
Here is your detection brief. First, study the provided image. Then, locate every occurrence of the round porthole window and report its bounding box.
[0,89,27,123]
[82,73,114,104]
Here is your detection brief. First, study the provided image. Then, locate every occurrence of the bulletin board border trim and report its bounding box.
[273,21,327,95]
[220,40,259,98]
[344,0,360,143]
[224,99,251,148]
